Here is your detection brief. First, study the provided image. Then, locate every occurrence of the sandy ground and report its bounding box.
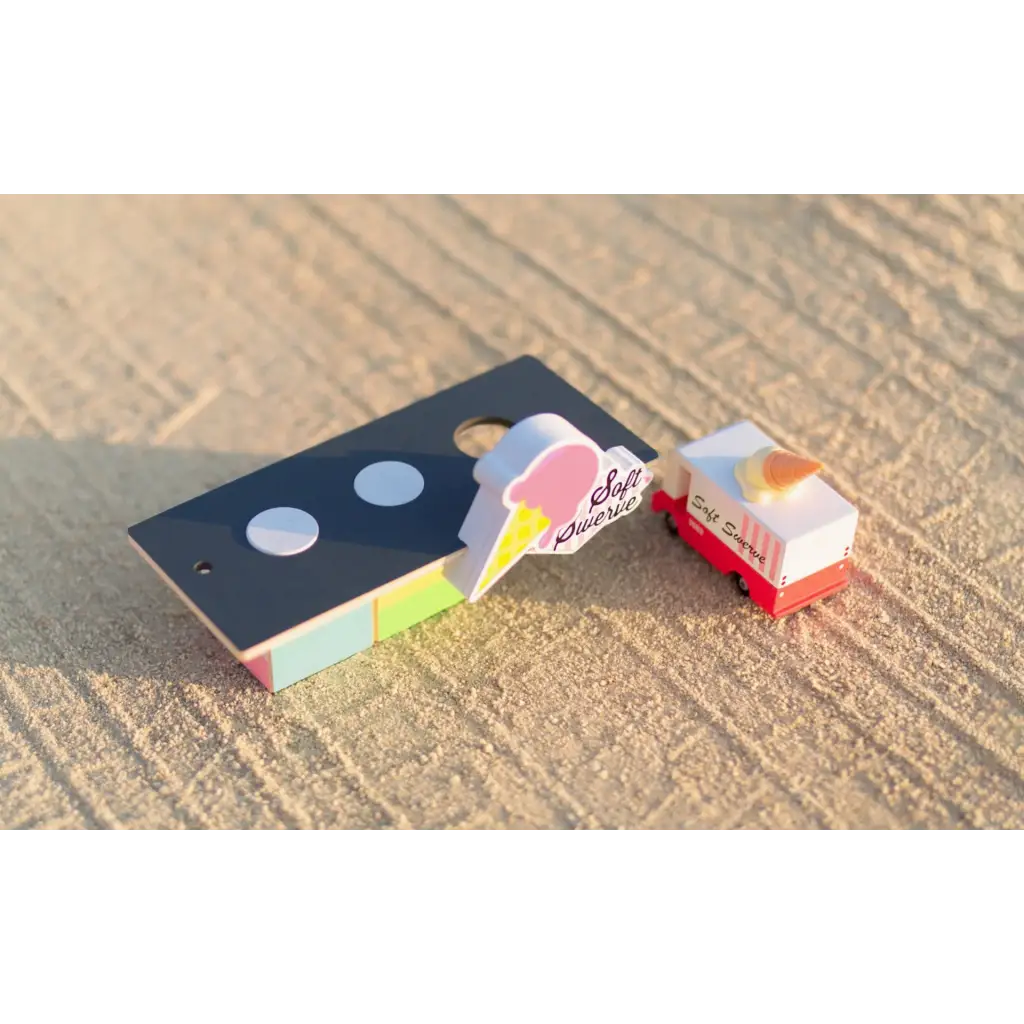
[1,194,1022,830]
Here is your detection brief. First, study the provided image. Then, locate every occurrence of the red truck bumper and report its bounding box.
[651,490,851,618]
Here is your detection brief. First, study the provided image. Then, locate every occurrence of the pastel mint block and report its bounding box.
[270,600,373,692]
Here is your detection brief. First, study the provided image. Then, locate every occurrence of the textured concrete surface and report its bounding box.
[1,194,1022,829]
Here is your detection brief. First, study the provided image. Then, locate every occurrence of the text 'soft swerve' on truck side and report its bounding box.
[650,420,858,618]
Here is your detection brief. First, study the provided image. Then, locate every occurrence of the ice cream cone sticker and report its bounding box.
[734,445,823,503]
[447,413,653,602]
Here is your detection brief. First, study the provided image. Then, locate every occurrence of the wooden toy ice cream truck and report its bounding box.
[651,421,858,618]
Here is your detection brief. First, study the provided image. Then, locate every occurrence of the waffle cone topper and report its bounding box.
[735,445,823,503]
[448,412,653,602]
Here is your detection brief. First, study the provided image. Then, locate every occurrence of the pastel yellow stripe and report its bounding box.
[377,565,447,610]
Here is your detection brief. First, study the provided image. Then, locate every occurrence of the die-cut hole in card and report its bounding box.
[453,416,513,459]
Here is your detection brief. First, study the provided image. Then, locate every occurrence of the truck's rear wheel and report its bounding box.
[665,513,678,536]
[734,573,750,597]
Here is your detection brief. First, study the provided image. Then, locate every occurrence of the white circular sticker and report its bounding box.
[246,506,320,556]
[353,460,425,507]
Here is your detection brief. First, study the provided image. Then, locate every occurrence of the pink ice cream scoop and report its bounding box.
[507,442,601,546]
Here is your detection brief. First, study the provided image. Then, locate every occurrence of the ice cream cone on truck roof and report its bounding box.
[651,421,858,618]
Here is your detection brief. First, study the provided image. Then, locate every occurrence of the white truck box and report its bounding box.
[673,421,858,586]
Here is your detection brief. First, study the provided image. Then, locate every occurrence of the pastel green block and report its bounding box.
[377,574,465,641]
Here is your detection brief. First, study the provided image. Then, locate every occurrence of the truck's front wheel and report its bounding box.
[665,513,678,536]
[734,573,750,597]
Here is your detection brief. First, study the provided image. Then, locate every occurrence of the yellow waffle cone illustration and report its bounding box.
[474,501,552,596]
[735,446,823,503]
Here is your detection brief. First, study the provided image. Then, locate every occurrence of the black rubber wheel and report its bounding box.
[735,573,750,597]
[665,513,678,536]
